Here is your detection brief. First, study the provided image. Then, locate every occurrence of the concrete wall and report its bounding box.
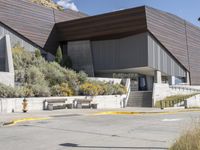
[0,35,14,87]
[0,23,39,52]
[91,33,148,71]
[0,35,6,71]
[185,94,200,108]
[0,95,127,113]
[0,23,54,60]
[68,40,94,76]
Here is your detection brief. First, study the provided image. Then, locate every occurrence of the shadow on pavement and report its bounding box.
[60,143,168,149]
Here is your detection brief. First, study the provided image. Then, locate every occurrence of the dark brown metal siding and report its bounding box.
[0,0,86,49]
[186,22,200,85]
[146,6,189,71]
[56,6,147,41]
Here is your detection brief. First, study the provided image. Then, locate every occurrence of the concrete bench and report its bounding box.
[73,99,97,109]
[44,99,67,111]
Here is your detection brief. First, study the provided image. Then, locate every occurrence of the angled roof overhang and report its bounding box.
[56,6,147,41]
[56,6,198,72]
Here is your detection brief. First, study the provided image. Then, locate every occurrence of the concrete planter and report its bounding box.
[0,95,127,113]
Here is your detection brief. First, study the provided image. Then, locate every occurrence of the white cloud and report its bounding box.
[57,0,79,12]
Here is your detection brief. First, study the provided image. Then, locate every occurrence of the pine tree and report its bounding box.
[35,49,41,58]
[55,46,63,64]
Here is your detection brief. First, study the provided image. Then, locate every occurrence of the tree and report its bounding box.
[55,46,63,64]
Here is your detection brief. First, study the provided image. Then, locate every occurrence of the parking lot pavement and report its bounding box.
[0,109,200,150]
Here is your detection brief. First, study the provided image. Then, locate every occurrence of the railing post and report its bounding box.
[160,101,163,109]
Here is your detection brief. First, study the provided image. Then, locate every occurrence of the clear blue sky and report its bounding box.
[54,0,200,26]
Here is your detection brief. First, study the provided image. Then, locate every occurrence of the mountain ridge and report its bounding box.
[31,0,64,10]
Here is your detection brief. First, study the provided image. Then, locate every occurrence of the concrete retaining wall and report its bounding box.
[185,94,200,108]
[0,95,126,113]
[88,77,122,84]
[152,83,199,106]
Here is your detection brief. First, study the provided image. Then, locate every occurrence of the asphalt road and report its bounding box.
[0,110,200,150]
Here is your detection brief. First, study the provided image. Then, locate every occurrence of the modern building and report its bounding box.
[0,0,200,106]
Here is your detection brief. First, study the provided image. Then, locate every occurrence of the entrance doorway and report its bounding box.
[138,75,147,91]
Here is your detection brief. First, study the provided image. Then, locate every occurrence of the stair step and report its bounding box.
[127,91,152,107]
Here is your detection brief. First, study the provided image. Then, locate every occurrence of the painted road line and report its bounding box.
[162,118,182,122]
[3,117,50,126]
[93,111,176,116]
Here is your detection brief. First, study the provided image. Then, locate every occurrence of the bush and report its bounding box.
[40,62,66,86]
[31,84,50,97]
[26,66,46,85]
[0,83,16,98]
[80,81,127,96]
[35,49,41,58]
[113,84,127,95]
[51,83,73,96]
[77,71,88,84]
[102,83,115,95]
[170,123,200,150]
[80,82,99,96]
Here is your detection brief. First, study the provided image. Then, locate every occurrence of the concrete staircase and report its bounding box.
[127,91,153,107]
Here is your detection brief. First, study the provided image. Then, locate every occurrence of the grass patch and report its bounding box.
[155,94,197,108]
[170,122,200,150]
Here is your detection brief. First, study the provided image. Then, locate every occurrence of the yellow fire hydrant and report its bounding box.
[22,98,28,113]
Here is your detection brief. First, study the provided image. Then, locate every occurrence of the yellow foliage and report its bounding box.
[80,82,99,96]
[59,83,74,96]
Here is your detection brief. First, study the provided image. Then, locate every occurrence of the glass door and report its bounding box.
[138,75,147,91]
